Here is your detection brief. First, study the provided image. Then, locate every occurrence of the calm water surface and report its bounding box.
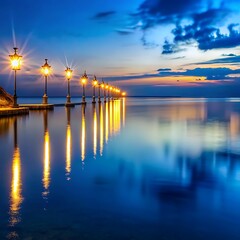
[0,98,240,239]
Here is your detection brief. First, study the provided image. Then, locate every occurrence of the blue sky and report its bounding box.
[1,0,240,97]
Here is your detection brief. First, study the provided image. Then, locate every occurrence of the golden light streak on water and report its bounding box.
[93,107,97,158]
[115,100,121,134]
[109,101,113,136]
[66,124,71,176]
[43,131,50,195]
[9,147,23,227]
[99,104,104,155]
[105,102,109,143]
[81,107,86,161]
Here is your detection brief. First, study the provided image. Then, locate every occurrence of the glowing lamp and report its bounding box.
[42,59,51,77]
[9,48,22,71]
[92,75,98,86]
[65,67,73,80]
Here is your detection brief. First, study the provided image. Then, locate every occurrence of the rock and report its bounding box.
[0,87,14,107]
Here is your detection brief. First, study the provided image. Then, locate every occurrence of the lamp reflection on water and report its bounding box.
[122,97,126,127]
[105,102,109,143]
[42,110,51,198]
[9,118,23,228]
[93,105,97,158]
[109,100,113,136]
[66,108,72,178]
[81,105,86,162]
[113,100,121,135]
[99,103,104,156]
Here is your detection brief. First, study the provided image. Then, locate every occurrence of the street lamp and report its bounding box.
[92,75,98,104]
[101,81,106,103]
[81,71,88,104]
[9,47,22,108]
[65,67,73,105]
[98,82,101,103]
[122,92,126,97]
[109,86,113,100]
[105,83,109,101]
[41,59,51,104]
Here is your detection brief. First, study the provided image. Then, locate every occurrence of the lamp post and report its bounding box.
[41,59,51,104]
[102,81,106,103]
[92,75,98,104]
[9,47,22,108]
[109,86,113,100]
[81,71,88,104]
[98,83,101,103]
[105,83,109,101]
[65,67,73,106]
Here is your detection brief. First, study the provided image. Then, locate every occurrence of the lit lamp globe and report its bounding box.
[81,71,88,104]
[9,47,22,108]
[92,75,98,104]
[41,59,51,104]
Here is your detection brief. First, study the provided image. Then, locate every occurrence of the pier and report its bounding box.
[0,107,29,117]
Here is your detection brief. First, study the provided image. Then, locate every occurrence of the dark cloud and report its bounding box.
[193,55,240,65]
[92,11,116,20]
[162,40,182,54]
[157,67,240,80]
[158,68,172,72]
[171,56,186,60]
[134,0,240,53]
[222,53,237,57]
[103,67,240,83]
[137,0,204,29]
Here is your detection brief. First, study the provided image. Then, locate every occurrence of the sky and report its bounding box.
[1,0,240,97]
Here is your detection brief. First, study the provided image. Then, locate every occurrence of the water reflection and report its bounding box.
[109,100,113,136]
[93,105,97,158]
[113,100,121,135]
[122,97,126,127]
[105,102,109,143]
[99,103,104,156]
[81,105,86,162]
[0,117,15,136]
[42,110,51,198]
[9,117,23,228]
[2,98,240,239]
[66,108,72,178]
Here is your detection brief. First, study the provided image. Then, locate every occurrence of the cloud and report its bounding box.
[162,40,182,54]
[133,0,240,53]
[116,29,134,35]
[158,68,172,72]
[137,0,204,29]
[171,56,186,60]
[157,67,240,80]
[92,11,116,20]
[193,55,240,65]
[103,67,240,83]
[222,53,237,57]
